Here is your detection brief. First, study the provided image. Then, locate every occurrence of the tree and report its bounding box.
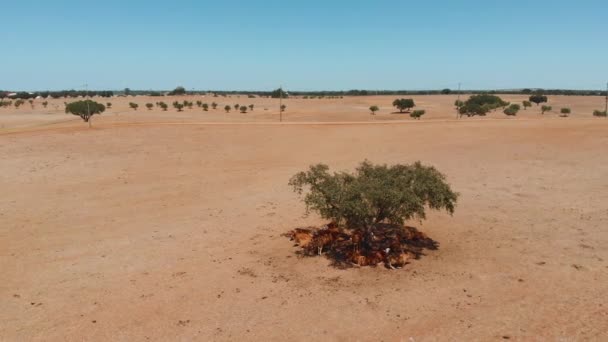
[173,101,184,112]
[234,104,240,110]
[65,100,105,127]
[458,94,508,117]
[146,103,154,110]
[593,110,607,117]
[454,100,464,109]
[211,102,218,110]
[504,104,520,116]
[240,105,248,113]
[159,102,168,111]
[289,161,458,265]
[42,101,48,108]
[249,104,254,111]
[529,94,548,106]
[281,104,287,112]
[196,100,202,107]
[522,101,532,110]
[129,102,139,110]
[106,102,112,109]
[410,110,426,119]
[560,108,571,117]
[224,105,231,113]
[541,105,552,114]
[14,100,24,108]
[202,103,209,111]
[441,88,451,95]
[124,88,131,96]
[271,88,288,99]
[169,86,187,96]
[392,98,415,113]
[369,105,379,115]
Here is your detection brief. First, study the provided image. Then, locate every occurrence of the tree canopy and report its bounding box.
[65,100,105,123]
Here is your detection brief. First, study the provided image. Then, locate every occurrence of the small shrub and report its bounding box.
[42,101,48,108]
[369,105,379,115]
[560,108,571,117]
[410,109,426,119]
[504,104,521,116]
[211,102,218,109]
[129,102,139,110]
[146,103,154,110]
[14,100,25,108]
[234,104,240,110]
[224,105,231,113]
[522,101,532,110]
[249,104,254,111]
[281,104,286,112]
[240,105,248,113]
[202,103,209,111]
[593,110,607,117]
[159,102,168,111]
[106,102,112,109]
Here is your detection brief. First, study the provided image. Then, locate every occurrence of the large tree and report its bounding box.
[529,94,548,106]
[392,98,416,113]
[65,100,106,127]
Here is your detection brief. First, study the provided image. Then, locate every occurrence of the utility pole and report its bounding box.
[279,85,283,123]
[605,81,607,114]
[456,82,461,119]
[85,83,91,128]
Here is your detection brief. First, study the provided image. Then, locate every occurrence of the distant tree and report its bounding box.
[454,100,464,109]
[65,100,105,127]
[593,110,607,117]
[410,110,426,119]
[173,101,184,112]
[169,86,187,96]
[14,100,24,108]
[369,105,379,115]
[249,104,254,111]
[441,88,451,95]
[560,108,571,117]
[522,101,532,110]
[146,103,154,110]
[281,104,287,112]
[129,102,139,110]
[529,95,548,106]
[106,102,112,109]
[211,102,218,109]
[522,88,532,94]
[234,104,240,110]
[124,88,131,96]
[504,104,521,116]
[392,98,415,113]
[224,105,231,113]
[271,88,288,98]
[28,99,34,108]
[42,101,48,108]
[202,103,209,111]
[196,100,202,107]
[159,102,168,111]
[541,105,552,114]
[240,105,248,113]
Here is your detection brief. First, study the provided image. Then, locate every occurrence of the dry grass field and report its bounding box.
[1,95,608,341]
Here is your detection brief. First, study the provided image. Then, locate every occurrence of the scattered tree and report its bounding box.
[65,100,105,127]
[14,100,24,108]
[593,110,607,117]
[106,102,112,109]
[211,102,218,110]
[410,110,426,119]
[369,105,379,115]
[249,104,254,111]
[224,105,231,113]
[234,104,240,110]
[129,102,139,110]
[173,101,184,112]
[529,94,548,106]
[240,105,248,113]
[560,108,571,117]
[271,88,288,98]
[281,104,287,112]
[288,161,458,268]
[159,102,168,111]
[522,101,532,110]
[458,94,508,117]
[202,103,209,111]
[541,105,552,114]
[42,101,48,108]
[504,104,521,116]
[169,86,187,96]
[146,103,154,110]
[392,98,415,113]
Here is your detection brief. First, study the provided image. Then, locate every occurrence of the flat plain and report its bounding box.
[1,95,607,341]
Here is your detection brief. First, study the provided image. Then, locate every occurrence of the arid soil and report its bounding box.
[1,95,607,341]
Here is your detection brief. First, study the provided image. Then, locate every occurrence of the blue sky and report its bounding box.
[2,0,607,91]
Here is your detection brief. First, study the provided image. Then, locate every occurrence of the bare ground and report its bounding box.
[1,96,608,341]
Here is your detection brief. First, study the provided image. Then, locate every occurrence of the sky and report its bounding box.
[1,0,607,91]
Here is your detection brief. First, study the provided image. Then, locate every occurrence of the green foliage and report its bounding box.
[392,98,415,113]
[289,161,458,230]
[172,101,184,112]
[211,102,218,109]
[541,105,552,114]
[454,100,464,109]
[240,105,248,113]
[593,110,607,117]
[410,110,426,119]
[224,105,231,113]
[522,101,532,109]
[458,94,508,117]
[271,88,288,98]
[159,102,168,111]
[560,107,571,116]
[169,86,186,96]
[202,103,209,111]
[0,100,13,108]
[249,104,254,111]
[504,104,521,116]
[369,105,379,114]
[129,102,139,110]
[65,100,105,122]
[529,95,548,106]
[146,103,154,110]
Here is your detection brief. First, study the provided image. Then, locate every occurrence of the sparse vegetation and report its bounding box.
[211,102,218,110]
[541,105,552,114]
[146,103,154,110]
[593,110,607,117]
[529,94,548,106]
[129,102,139,110]
[224,105,231,113]
[249,104,254,111]
[202,103,209,111]
[560,108,571,117]
[240,105,248,113]
[410,110,425,119]
[504,104,521,116]
[159,102,168,111]
[14,100,25,108]
[522,101,532,110]
[173,101,184,112]
[288,161,458,268]
[369,105,379,115]
[392,98,415,113]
